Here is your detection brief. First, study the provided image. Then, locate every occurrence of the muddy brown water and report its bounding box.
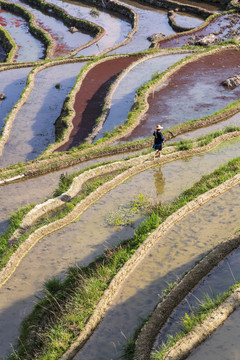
[187,304,240,360]
[1,137,240,358]
[0,150,140,235]
[0,62,87,168]
[76,177,240,360]
[47,0,132,56]
[158,13,240,49]
[109,0,175,55]
[154,247,240,351]
[0,67,31,131]
[122,48,240,142]
[94,53,189,141]
[0,9,45,61]
[56,56,143,151]
[8,0,93,58]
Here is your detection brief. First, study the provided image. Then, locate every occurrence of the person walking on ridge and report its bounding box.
[153,124,164,160]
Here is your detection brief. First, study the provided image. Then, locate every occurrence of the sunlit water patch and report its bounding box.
[154,248,240,351]
[8,0,93,58]
[0,9,44,61]
[0,62,86,168]
[47,0,131,56]
[77,171,240,360]
[1,137,240,357]
[173,12,204,28]
[94,53,189,141]
[188,303,240,360]
[109,0,175,54]
[0,67,31,131]
[122,48,240,141]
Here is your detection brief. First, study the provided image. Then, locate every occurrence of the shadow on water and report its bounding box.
[75,253,207,360]
[0,69,30,130]
[0,242,204,360]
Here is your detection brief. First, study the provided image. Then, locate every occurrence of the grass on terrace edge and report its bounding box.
[6,154,240,360]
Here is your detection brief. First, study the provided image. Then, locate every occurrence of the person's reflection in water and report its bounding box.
[153,165,165,197]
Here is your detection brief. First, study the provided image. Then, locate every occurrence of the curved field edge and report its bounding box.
[46,44,240,154]
[0,0,54,59]
[5,133,240,360]
[149,266,240,360]
[0,24,17,62]
[24,0,138,57]
[0,57,92,157]
[151,10,236,48]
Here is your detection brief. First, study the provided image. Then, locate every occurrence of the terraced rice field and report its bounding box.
[1,0,240,359]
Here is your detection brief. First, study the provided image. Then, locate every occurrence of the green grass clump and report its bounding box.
[152,287,239,360]
[7,155,240,360]
[176,139,193,151]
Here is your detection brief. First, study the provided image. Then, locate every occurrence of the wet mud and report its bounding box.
[0,67,31,131]
[158,13,240,49]
[0,8,45,61]
[0,44,6,62]
[187,303,240,360]
[75,178,240,360]
[154,248,240,351]
[1,136,240,358]
[56,56,142,151]
[94,53,189,141]
[109,0,175,54]
[122,48,240,141]
[0,62,86,168]
[8,0,93,58]
[47,0,132,56]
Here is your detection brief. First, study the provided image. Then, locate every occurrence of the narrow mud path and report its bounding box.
[1,136,240,358]
[94,53,189,142]
[122,48,240,141]
[0,8,45,61]
[0,62,86,168]
[76,172,240,360]
[109,0,175,54]
[8,0,93,58]
[56,55,142,151]
[157,13,240,49]
[0,67,30,131]
[47,0,132,56]
[154,247,240,353]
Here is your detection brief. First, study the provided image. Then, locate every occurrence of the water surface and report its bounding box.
[1,137,240,358]
[0,62,86,168]
[0,67,31,131]
[77,175,240,360]
[0,9,44,61]
[47,0,131,56]
[8,0,93,58]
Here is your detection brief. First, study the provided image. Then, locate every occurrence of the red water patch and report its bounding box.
[10,18,23,28]
[0,16,7,27]
[56,55,143,151]
[123,48,240,141]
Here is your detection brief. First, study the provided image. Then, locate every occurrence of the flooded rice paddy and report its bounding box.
[122,48,240,141]
[0,62,86,168]
[0,8,45,61]
[173,12,204,28]
[76,169,240,360]
[187,303,240,360]
[0,67,31,131]
[109,0,175,54]
[8,0,93,58]
[47,0,132,56]
[154,248,240,351]
[1,137,240,358]
[173,0,223,12]
[94,53,189,141]
[158,13,240,49]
